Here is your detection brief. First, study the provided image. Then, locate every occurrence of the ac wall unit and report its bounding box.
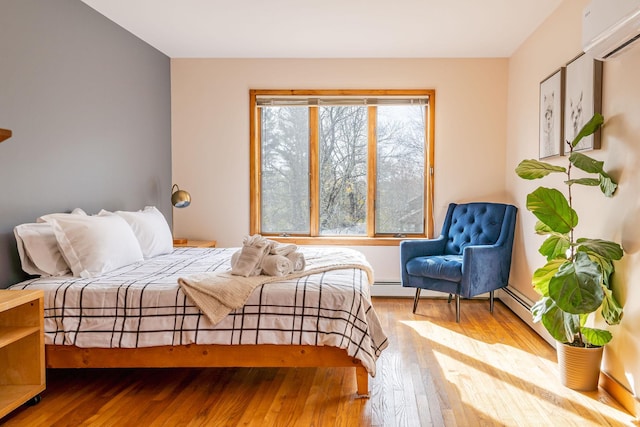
[583,0,640,60]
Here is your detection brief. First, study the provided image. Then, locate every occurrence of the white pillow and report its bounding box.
[48,214,144,278]
[37,208,87,223]
[100,206,173,259]
[14,223,70,276]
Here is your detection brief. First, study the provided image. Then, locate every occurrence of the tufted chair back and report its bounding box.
[443,203,508,255]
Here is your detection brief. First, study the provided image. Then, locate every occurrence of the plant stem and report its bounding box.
[577,331,584,346]
[567,141,575,258]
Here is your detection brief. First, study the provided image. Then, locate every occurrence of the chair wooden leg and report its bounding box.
[455,294,460,323]
[490,290,494,314]
[413,288,421,313]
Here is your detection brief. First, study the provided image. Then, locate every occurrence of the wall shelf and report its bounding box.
[0,129,12,143]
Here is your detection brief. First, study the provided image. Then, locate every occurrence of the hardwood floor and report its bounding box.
[1,298,636,426]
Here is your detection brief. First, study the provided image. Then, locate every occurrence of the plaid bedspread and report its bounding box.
[9,246,388,375]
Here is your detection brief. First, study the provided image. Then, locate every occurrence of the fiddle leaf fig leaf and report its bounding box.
[579,313,589,327]
[580,327,612,347]
[516,160,566,179]
[600,173,618,197]
[564,313,581,344]
[569,152,604,174]
[539,234,570,260]
[531,296,554,323]
[538,303,578,343]
[570,113,604,148]
[534,221,554,235]
[549,252,603,314]
[587,252,614,287]
[601,286,623,326]
[576,238,624,260]
[526,187,577,234]
[532,259,566,296]
[569,151,618,197]
[566,178,599,187]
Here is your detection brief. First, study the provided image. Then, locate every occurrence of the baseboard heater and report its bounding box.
[500,286,533,310]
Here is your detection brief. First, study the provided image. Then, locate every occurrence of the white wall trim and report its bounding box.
[372,281,494,300]
[372,282,478,298]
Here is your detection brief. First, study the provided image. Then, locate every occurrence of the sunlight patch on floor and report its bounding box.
[401,319,637,426]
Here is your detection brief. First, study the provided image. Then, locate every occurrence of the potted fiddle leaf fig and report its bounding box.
[515,113,624,391]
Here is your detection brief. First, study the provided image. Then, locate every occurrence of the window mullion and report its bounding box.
[249,91,261,235]
[426,101,436,238]
[367,106,377,238]
[309,106,320,237]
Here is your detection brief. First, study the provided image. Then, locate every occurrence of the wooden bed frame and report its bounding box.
[45,344,370,397]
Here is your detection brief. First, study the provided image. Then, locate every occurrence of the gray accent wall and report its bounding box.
[0,0,172,287]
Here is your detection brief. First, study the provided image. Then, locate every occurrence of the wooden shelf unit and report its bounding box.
[0,290,45,420]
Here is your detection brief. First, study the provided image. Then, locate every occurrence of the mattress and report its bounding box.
[9,246,388,375]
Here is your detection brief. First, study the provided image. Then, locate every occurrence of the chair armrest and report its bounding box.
[460,243,513,298]
[400,237,447,286]
[400,237,447,262]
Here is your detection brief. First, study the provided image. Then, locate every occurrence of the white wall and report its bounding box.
[507,0,640,400]
[171,58,509,284]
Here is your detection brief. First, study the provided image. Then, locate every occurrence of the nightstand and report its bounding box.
[0,290,45,419]
[173,240,217,248]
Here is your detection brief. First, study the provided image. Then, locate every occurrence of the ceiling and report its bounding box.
[81,0,564,59]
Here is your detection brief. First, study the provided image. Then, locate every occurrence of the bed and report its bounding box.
[8,242,389,397]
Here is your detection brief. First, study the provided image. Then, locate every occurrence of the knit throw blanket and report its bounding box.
[178,247,374,326]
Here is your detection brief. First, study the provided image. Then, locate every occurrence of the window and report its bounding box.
[250,89,435,244]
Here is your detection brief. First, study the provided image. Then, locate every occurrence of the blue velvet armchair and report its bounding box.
[400,202,517,322]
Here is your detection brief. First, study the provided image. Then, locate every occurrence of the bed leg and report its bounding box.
[355,366,370,398]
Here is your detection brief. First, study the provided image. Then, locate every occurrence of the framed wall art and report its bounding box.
[539,68,564,159]
[563,53,603,152]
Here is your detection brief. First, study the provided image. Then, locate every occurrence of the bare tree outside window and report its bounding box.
[261,106,309,233]
[251,89,433,241]
[376,105,425,234]
[319,106,368,235]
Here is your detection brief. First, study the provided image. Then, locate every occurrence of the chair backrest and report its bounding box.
[442,202,512,255]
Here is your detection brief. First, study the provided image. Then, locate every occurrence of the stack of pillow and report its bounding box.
[14,206,173,279]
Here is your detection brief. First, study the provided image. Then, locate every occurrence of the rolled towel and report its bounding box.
[231,235,271,277]
[266,240,297,256]
[261,254,293,277]
[231,250,261,276]
[286,251,306,272]
[246,234,270,248]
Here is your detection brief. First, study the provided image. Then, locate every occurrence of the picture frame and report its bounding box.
[539,68,564,159]
[563,53,603,152]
